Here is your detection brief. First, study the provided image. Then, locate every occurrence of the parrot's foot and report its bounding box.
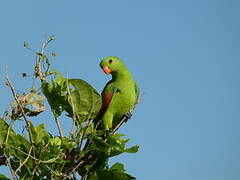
[102,130,111,139]
[124,112,132,121]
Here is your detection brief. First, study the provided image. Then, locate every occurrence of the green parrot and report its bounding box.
[79,57,139,175]
[96,56,139,130]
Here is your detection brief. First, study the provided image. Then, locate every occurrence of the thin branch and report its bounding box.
[35,40,48,81]
[5,73,34,145]
[31,160,41,180]
[4,153,17,180]
[45,165,63,177]
[5,75,39,173]
[4,118,14,144]
[79,100,100,150]
[34,37,54,82]
[36,39,64,138]
[66,78,78,130]
[79,121,91,150]
[80,156,98,180]
[112,108,136,134]
[6,144,60,163]
[55,116,63,137]
[59,78,78,177]
[14,146,33,174]
[112,115,128,134]
[66,159,84,177]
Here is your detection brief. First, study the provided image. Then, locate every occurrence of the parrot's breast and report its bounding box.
[104,80,136,127]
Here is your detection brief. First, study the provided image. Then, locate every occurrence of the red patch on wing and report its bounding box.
[98,93,113,119]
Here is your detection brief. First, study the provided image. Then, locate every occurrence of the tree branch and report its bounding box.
[5,73,34,145]
[14,146,33,175]
[55,116,63,137]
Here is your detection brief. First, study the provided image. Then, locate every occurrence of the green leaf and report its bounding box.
[66,79,102,122]
[0,118,17,147]
[49,136,61,146]
[110,162,126,172]
[106,134,139,157]
[92,169,136,180]
[0,174,10,180]
[109,149,124,157]
[93,136,109,149]
[107,134,128,150]
[41,70,102,123]
[0,120,30,156]
[107,134,126,147]
[60,137,76,149]
[110,145,139,157]
[51,69,65,85]
[41,80,63,117]
[0,118,9,145]
[15,134,30,151]
[30,123,50,145]
[124,145,139,153]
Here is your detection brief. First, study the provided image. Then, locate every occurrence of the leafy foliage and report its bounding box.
[42,69,102,122]
[0,37,138,180]
[0,174,10,180]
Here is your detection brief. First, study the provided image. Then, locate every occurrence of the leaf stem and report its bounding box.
[55,116,63,137]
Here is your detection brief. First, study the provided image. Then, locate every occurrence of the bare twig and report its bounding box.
[66,158,84,177]
[5,73,34,145]
[35,41,47,81]
[5,144,60,163]
[35,38,64,138]
[79,121,91,150]
[31,160,41,180]
[55,116,63,137]
[4,153,17,180]
[35,36,55,82]
[5,74,39,174]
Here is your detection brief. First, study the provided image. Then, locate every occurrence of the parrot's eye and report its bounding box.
[108,59,113,64]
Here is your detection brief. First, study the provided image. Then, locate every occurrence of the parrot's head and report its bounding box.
[100,56,126,75]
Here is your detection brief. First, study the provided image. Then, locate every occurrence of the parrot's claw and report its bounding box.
[103,130,111,138]
[124,112,132,120]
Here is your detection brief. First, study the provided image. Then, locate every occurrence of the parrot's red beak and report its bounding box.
[102,66,112,75]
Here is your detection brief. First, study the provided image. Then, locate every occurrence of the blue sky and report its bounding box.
[1,0,240,179]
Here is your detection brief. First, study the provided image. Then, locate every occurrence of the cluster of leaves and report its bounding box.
[41,70,102,123]
[0,37,138,180]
